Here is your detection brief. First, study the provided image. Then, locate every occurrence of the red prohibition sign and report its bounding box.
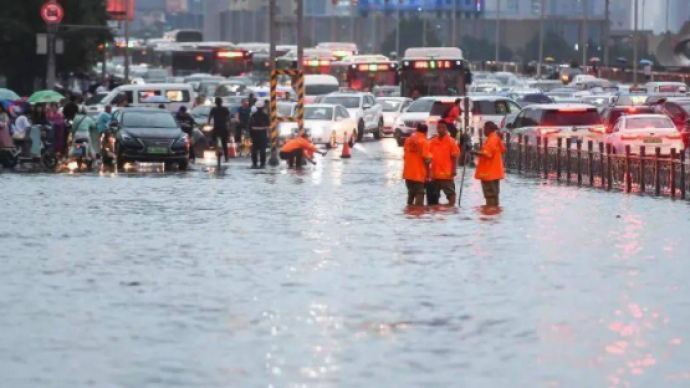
[41,1,64,24]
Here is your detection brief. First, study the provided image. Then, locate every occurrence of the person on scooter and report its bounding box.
[176,106,196,161]
[68,108,99,163]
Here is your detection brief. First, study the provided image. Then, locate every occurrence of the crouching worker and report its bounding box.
[280,132,326,168]
[471,122,506,207]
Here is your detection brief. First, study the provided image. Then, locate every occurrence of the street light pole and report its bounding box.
[124,0,130,84]
[604,0,610,67]
[633,0,639,86]
[666,0,671,33]
[582,0,588,68]
[452,0,457,47]
[268,0,278,166]
[537,0,545,78]
[396,7,401,56]
[495,0,501,63]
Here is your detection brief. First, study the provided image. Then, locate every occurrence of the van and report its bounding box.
[304,75,340,104]
[92,83,196,115]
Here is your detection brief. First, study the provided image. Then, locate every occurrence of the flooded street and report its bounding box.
[1,138,689,388]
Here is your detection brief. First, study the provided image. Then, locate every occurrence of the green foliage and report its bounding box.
[380,17,441,56]
[460,36,513,62]
[0,0,110,94]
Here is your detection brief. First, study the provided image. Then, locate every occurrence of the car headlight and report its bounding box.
[310,127,324,136]
[384,116,394,125]
[174,135,189,147]
[202,124,212,132]
[121,132,136,143]
[280,126,292,136]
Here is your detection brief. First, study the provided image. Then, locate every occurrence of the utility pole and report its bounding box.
[495,0,501,63]
[124,0,131,84]
[46,24,57,90]
[297,0,304,69]
[396,7,401,56]
[604,0,610,67]
[666,0,671,33]
[582,0,588,68]
[537,0,545,78]
[350,1,355,44]
[633,0,639,86]
[452,0,457,47]
[268,0,278,167]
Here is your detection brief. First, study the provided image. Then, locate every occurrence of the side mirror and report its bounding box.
[363,104,372,110]
[109,121,120,130]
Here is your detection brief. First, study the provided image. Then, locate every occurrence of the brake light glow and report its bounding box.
[357,63,390,72]
[588,126,606,134]
[217,51,245,59]
[559,107,588,113]
[538,127,561,135]
[332,50,352,58]
[304,59,331,67]
[413,60,454,70]
[665,133,682,139]
[196,55,205,62]
[627,107,638,113]
[621,134,639,140]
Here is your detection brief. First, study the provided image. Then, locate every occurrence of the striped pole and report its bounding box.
[268,69,279,166]
[296,71,305,134]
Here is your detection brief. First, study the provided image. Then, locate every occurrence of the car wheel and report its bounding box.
[357,120,365,142]
[41,152,58,170]
[395,130,405,147]
[179,159,189,171]
[2,154,18,169]
[374,118,384,140]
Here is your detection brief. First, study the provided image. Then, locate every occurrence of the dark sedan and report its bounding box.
[111,108,189,170]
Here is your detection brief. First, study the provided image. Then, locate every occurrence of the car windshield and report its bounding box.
[85,94,107,106]
[305,84,339,96]
[378,100,403,112]
[406,99,434,113]
[191,106,212,118]
[322,96,360,109]
[542,109,601,126]
[304,107,333,120]
[277,104,295,117]
[626,117,674,129]
[520,94,553,104]
[616,95,649,106]
[608,107,654,124]
[123,111,179,129]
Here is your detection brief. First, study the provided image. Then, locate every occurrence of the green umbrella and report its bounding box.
[0,88,20,100]
[28,90,65,104]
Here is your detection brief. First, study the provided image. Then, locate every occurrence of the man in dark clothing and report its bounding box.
[234,99,251,144]
[63,96,79,122]
[176,106,196,161]
[208,97,231,162]
[249,101,271,168]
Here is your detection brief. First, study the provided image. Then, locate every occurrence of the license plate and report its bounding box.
[643,137,662,144]
[148,147,168,154]
[73,148,83,155]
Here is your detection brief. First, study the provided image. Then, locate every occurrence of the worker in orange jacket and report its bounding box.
[280,133,325,168]
[428,121,461,205]
[403,123,432,206]
[471,122,506,207]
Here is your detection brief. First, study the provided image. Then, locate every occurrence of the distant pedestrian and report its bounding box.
[471,122,506,208]
[97,105,113,134]
[249,100,270,168]
[62,96,79,122]
[175,106,196,161]
[402,123,432,206]
[208,97,231,162]
[427,121,461,206]
[442,98,461,139]
[234,99,251,144]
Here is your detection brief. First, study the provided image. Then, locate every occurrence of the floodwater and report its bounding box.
[1,139,689,388]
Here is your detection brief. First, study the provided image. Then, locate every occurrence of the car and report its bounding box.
[110,108,190,170]
[604,114,684,156]
[514,93,554,107]
[426,96,521,138]
[527,80,564,92]
[469,84,500,94]
[507,103,604,147]
[392,97,435,146]
[645,82,688,95]
[321,92,384,141]
[278,104,358,145]
[376,97,413,136]
[373,86,401,97]
[600,105,655,134]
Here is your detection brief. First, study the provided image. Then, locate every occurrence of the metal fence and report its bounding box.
[486,133,690,200]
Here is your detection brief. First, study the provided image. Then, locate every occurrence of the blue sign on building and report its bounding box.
[357,0,484,12]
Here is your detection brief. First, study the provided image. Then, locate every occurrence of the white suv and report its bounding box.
[321,92,384,141]
[508,104,605,147]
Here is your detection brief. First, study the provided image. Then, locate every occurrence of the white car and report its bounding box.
[278,104,358,145]
[392,97,435,147]
[376,97,413,136]
[321,92,384,141]
[508,103,605,147]
[605,114,684,156]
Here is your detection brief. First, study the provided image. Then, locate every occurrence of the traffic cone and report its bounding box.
[227,135,237,158]
[341,131,352,159]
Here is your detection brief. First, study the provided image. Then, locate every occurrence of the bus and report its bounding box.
[399,47,470,98]
[152,43,251,77]
[315,42,358,60]
[331,55,399,92]
[163,29,204,43]
[277,48,335,75]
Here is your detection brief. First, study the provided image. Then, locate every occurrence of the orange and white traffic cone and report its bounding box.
[227,135,237,158]
[341,131,352,159]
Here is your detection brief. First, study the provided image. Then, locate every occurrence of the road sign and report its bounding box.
[41,1,64,24]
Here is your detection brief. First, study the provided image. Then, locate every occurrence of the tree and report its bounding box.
[523,32,577,64]
[0,0,111,94]
[380,17,441,56]
[460,36,514,63]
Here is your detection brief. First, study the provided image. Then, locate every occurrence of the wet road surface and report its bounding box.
[1,138,689,388]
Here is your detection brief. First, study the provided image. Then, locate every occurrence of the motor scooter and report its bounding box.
[14,124,58,170]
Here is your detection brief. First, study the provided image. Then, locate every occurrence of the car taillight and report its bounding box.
[665,133,682,139]
[588,126,606,134]
[538,127,561,136]
[428,117,439,124]
[621,134,638,140]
